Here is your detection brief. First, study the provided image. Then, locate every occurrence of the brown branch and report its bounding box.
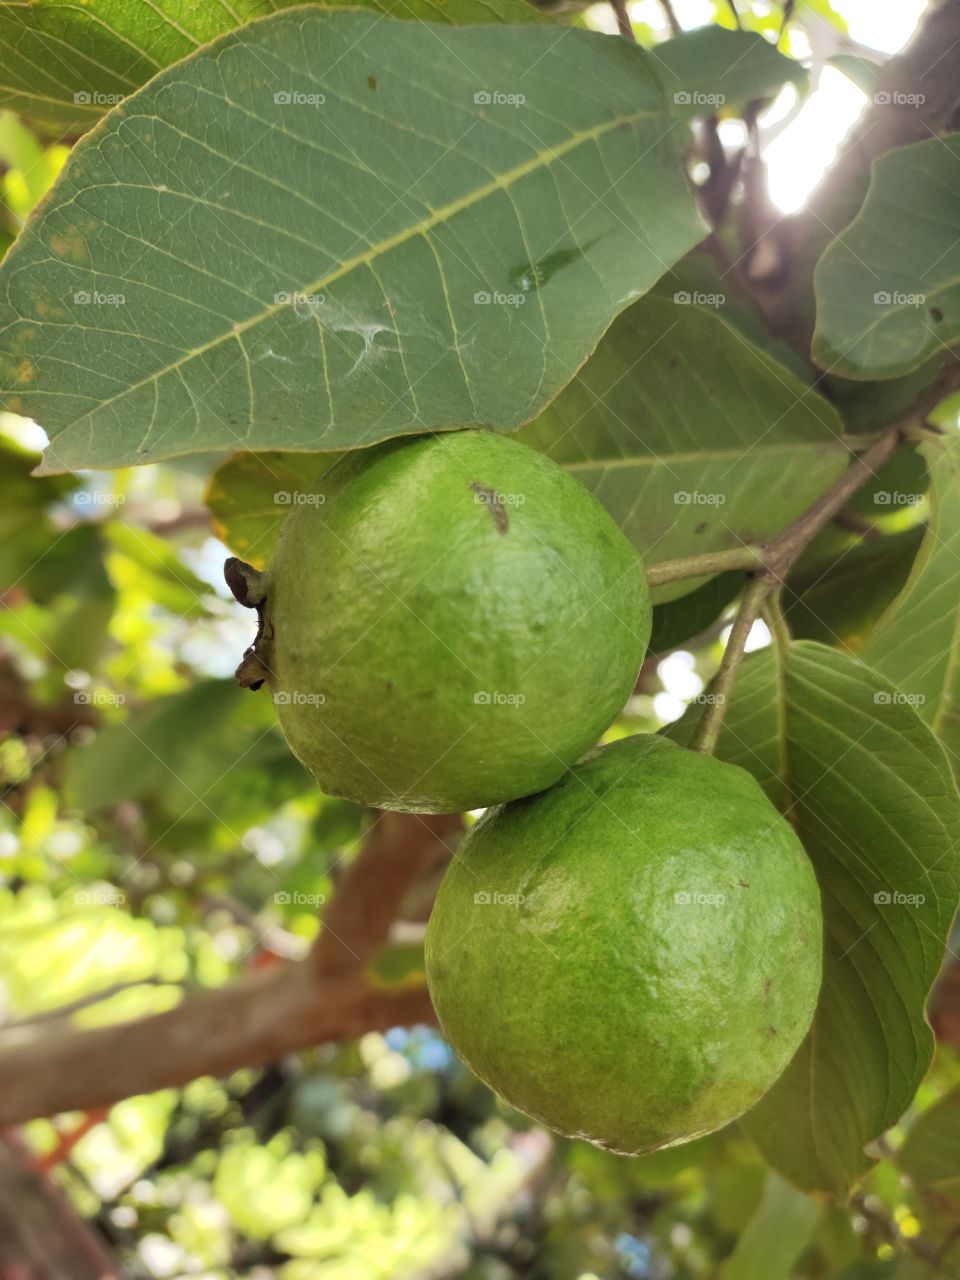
[312,810,461,979]
[0,811,459,1128]
[608,0,634,40]
[0,961,434,1129]
[0,1132,121,1279]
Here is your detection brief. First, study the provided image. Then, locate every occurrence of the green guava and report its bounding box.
[425,733,822,1154]
[226,430,651,813]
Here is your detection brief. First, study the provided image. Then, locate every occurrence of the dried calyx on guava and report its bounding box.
[225,429,652,814]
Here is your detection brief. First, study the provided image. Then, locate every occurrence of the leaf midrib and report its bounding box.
[561,439,849,469]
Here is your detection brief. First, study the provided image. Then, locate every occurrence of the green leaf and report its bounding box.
[516,294,849,601]
[812,136,960,379]
[0,0,547,134]
[649,570,743,653]
[898,1087,960,1191]
[206,451,341,567]
[782,527,924,651]
[863,433,960,776]
[718,1172,820,1280]
[670,641,960,1195]
[0,11,704,474]
[653,28,807,118]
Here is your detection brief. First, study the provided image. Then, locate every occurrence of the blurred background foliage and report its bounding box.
[2,0,960,1277]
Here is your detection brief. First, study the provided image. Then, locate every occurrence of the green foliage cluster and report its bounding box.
[1,0,960,1275]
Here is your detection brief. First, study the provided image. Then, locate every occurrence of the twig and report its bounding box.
[608,0,635,40]
[650,427,901,591]
[689,577,770,754]
[658,0,681,35]
[762,427,900,581]
[646,546,763,587]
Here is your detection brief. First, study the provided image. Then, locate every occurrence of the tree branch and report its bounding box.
[312,810,461,978]
[0,812,459,1129]
[0,962,434,1129]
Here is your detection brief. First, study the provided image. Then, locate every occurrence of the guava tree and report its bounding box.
[1,0,960,1275]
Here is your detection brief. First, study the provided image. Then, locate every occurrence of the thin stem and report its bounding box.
[609,0,635,40]
[649,427,902,591]
[689,577,771,755]
[763,427,901,580]
[762,589,791,656]
[646,545,763,587]
[659,0,681,34]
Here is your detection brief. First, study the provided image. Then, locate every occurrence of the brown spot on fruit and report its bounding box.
[470,482,509,534]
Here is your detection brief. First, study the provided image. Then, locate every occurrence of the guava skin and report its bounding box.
[260,430,651,813]
[425,734,823,1155]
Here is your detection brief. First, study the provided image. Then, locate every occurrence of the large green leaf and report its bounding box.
[812,136,960,379]
[863,433,960,776]
[0,0,547,134]
[0,11,704,474]
[516,294,848,601]
[782,526,924,652]
[652,28,806,119]
[671,641,960,1195]
[718,1172,820,1280]
[897,1087,960,1192]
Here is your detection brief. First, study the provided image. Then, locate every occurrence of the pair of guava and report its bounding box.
[228,429,822,1155]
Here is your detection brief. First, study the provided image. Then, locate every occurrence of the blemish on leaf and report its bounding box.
[470,482,509,534]
[694,520,707,534]
[931,306,944,322]
[763,977,773,996]
[49,229,88,263]
[367,75,377,91]
[16,359,35,383]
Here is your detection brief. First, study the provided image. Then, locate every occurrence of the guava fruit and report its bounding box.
[226,430,651,813]
[425,733,822,1154]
